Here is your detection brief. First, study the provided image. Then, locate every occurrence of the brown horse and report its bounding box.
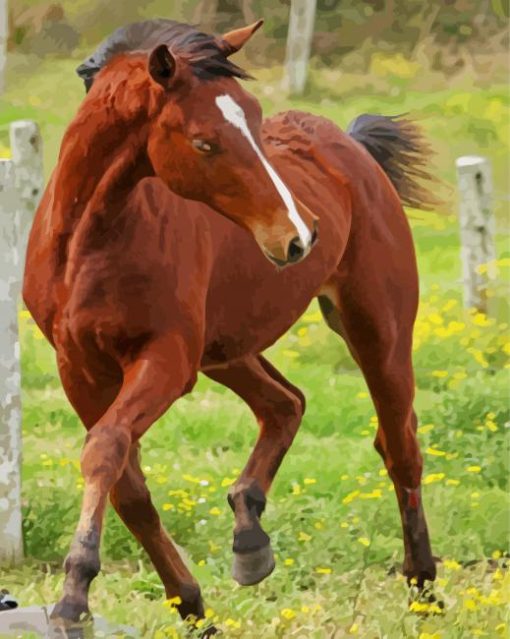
[23,18,438,634]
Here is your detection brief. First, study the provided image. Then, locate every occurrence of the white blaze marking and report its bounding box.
[215,94,311,248]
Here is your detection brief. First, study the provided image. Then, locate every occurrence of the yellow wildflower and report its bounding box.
[359,489,382,499]
[443,559,461,570]
[418,423,435,434]
[358,537,370,547]
[280,608,296,620]
[315,566,332,574]
[466,465,482,473]
[423,473,445,485]
[225,618,241,628]
[164,595,182,607]
[209,507,221,516]
[182,473,201,484]
[473,312,491,327]
[426,447,446,457]
[410,601,444,614]
[342,490,360,504]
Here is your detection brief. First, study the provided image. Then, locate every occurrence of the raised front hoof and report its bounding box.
[232,543,275,586]
[50,597,91,625]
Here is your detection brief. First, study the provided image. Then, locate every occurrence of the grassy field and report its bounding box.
[0,51,509,638]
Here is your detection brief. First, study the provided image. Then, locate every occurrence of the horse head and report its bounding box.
[145,21,318,267]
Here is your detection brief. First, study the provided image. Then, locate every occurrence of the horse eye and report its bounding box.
[192,139,217,154]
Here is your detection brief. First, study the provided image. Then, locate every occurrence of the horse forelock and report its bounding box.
[76,19,251,92]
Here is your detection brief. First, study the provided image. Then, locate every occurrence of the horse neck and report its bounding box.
[50,107,153,239]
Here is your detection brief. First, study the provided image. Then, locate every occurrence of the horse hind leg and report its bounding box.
[318,283,436,588]
[205,354,305,587]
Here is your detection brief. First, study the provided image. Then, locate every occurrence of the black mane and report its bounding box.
[76,19,250,92]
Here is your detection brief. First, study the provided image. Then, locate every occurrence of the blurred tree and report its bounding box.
[192,0,218,31]
[0,0,6,93]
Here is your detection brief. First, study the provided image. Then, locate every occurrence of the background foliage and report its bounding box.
[8,0,510,77]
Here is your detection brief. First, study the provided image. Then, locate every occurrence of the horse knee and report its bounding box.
[81,425,131,483]
[262,392,303,448]
[388,452,423,490]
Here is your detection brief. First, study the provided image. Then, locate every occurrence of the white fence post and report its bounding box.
[455,156,495,313]
[10,121,44,262]
[282,0,317,96]
[0,120,43,565]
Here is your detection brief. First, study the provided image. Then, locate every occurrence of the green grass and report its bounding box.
[1,53,509,638]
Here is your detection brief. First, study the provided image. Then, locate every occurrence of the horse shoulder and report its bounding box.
[23,172,60,342]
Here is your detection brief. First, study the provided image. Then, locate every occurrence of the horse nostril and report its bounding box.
[287,236,305,263]
[311,225,319,245]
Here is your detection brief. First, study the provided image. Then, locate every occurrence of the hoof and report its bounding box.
[50,597,91,624]
[232,543,275,586]
[405,563,437,589]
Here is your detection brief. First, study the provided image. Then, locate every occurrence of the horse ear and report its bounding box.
[148,44,178,88]
[220,19,264,56]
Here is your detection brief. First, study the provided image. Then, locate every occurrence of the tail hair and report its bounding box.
[347,113,440,211]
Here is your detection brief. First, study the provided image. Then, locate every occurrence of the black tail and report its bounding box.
[347,113,439,210]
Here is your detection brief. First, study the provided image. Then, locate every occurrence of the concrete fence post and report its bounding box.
[0,120,43,565]
[282,0,317,96]
[455,155,495,313]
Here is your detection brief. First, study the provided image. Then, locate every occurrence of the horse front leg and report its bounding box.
[110,443,209,627]
[206,355,305,586]
[51,333,198,625]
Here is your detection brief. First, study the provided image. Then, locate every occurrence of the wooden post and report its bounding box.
[0,121,43,565]
[282,0,317,96]
[455,155,495,313]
